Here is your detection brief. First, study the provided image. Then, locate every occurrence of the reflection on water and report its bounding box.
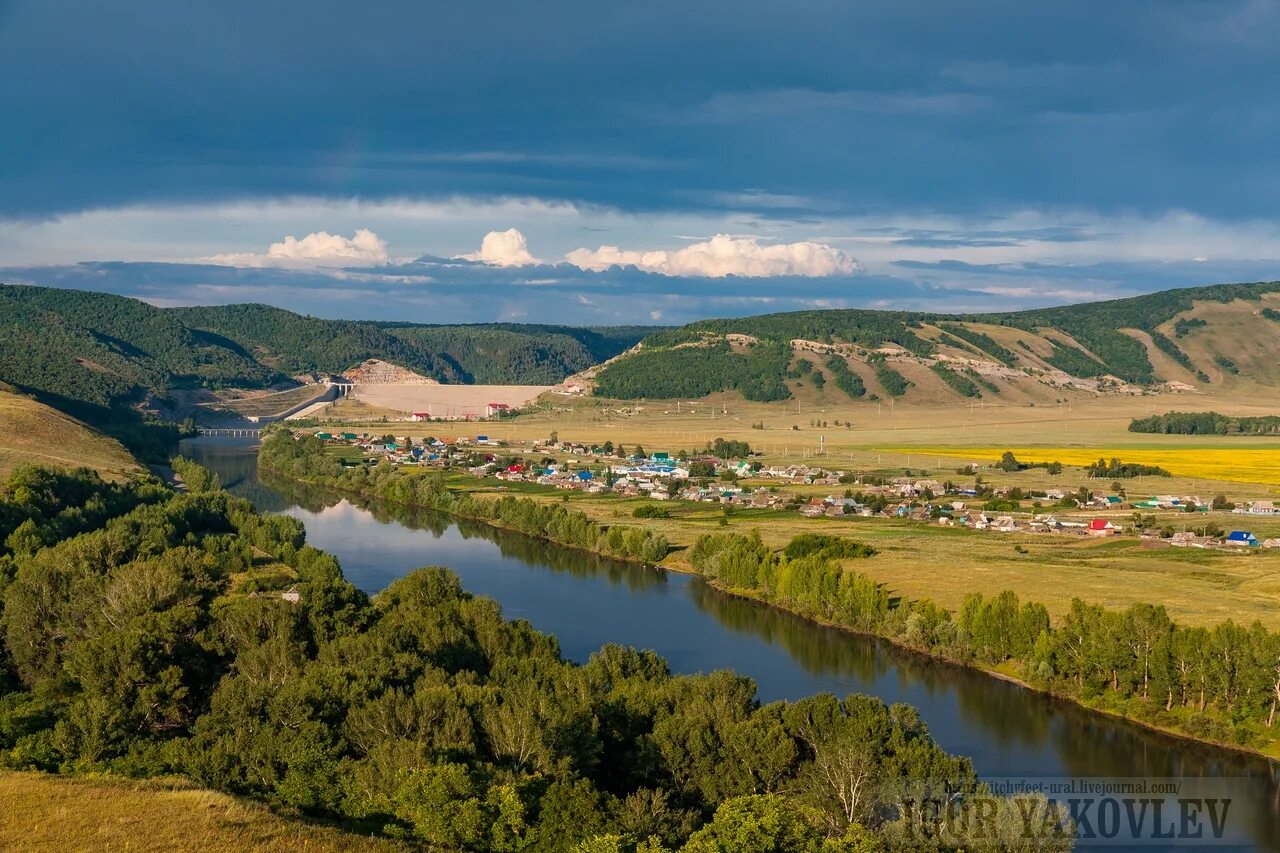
[184,437,1280,851]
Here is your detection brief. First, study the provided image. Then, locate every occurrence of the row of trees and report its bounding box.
[706,438,752,459]
[1083,458,1170,479]
[936,324,1017,367]
[684,530,1280,749]
[1129,411,1280,436]
[824,356,867,399]
[1149,331,1209,383]
[872,363,910,397]
[260,432,670,564]
[0,461,1037,851]
[929,365,981,399]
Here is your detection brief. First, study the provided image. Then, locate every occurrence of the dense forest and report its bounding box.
[0,286,648,410]
[0,462,1066,851]
[593,340,793,402]
[171,303,467,382]
[384,323,650,385]
[174,307,649,385]
[1129,411,1280,436]
[686,529,1280,752]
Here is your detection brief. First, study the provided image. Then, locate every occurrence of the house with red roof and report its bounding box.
[1088,518,1117,536]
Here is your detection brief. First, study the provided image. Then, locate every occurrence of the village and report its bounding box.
[302,428,1280,551]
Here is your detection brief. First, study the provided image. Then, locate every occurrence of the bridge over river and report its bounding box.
[196,426,262,438]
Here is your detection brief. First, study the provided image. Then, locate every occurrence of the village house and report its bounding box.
[1237,500,1280,515]
[1170,531,1213,548]
[1087,518,1117,537]
[992,516,1020,533]
[1225,530,1260,547]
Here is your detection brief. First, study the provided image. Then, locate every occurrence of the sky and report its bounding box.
[3,0,1280,326]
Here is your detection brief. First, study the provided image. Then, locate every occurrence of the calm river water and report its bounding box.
[183,437,1280,850]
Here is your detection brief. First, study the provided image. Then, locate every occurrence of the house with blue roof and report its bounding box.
[1226,530,1259,547]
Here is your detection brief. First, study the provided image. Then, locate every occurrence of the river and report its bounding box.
[183,436,1280,850]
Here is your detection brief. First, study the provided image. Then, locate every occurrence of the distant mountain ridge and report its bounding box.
[591,280,1280,403]
[8,280,1280,429]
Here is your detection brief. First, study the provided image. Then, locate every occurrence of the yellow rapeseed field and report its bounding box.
[885,446,1280,488]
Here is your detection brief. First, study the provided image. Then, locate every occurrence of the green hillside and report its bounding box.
[0,286,277,408]
[0,286,648,406]
[0,285,651,457]
[593,280,1280,401]
[375,322,650,384]
[170,303,467,382]
[171,307,650,385]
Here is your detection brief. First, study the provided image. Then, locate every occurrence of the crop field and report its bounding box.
[889,446,1280,488]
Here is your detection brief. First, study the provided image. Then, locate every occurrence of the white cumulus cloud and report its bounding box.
[456,228,541,266]
[564,234,858,277]
[209,228,389,267]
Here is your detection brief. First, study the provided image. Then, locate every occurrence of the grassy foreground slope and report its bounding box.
[0,390,139,480]
[0,772,404,852]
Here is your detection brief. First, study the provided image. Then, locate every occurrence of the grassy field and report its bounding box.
[308,387,1280,627]
[308,384,1280,629]
[0,390,141,480]
[437,472,1280,629]
[0,772,405,852]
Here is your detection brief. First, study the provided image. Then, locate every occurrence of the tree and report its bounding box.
[680,795,829,853]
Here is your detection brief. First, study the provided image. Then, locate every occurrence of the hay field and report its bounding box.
[0,772,405,852]
[348,383,552,418]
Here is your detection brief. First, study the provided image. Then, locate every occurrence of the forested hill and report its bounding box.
[382,322,652,384]
[0,283,650,414]
[169,305,651,385]
[592,280,1280,403]
[168,303,468,382]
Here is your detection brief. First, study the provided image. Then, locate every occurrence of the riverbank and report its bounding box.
[693,574,1280,765]
[258,440,1280,768]
[257,456,669,568]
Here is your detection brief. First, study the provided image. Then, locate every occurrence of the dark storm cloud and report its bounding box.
[4,0,1280,219]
